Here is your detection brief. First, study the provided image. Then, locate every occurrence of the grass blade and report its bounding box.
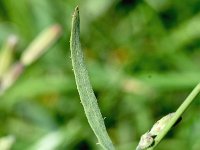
[70,6,115,150]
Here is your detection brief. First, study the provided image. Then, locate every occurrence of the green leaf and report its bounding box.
[70,6,115,150]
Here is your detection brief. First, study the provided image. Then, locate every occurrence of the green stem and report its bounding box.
[70,6,115,150]
[147,83,200,150]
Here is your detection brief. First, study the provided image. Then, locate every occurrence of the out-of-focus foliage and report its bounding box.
[0,0,200,150]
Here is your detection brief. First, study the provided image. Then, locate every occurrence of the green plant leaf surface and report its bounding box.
[70,6,115,150]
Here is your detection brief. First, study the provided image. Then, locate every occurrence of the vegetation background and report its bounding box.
[0,0,200,150]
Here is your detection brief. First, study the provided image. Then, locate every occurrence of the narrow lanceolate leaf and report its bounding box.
[70,6,115,150]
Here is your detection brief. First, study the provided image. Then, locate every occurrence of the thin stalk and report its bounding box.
[147,83,200,150]
[70,6,115,150]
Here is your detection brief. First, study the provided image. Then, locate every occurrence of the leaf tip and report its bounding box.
[75,6,79,11]
[73,6,79,18]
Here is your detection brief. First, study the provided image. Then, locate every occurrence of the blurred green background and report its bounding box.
[0,0,200,150]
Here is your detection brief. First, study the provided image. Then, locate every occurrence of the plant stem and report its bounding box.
[147,83,200,150]
[70,6,115,150]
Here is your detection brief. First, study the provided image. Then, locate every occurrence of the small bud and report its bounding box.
[0,63,24,95]
[20,24,61,66]
[150,113,175,136]
[136,132,154,150]
[136,113,179,150]
[0,35,18,77]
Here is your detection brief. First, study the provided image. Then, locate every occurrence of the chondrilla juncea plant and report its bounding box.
[70,6,200,150]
